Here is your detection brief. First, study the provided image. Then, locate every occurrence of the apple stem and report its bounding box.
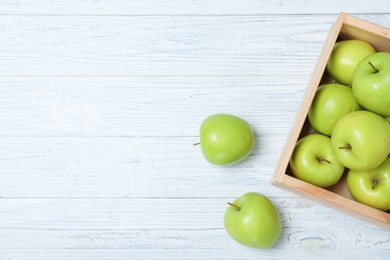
[368,61,379,73]
[227,202,241,210]
[371,178,379,190]
[339,144,351,150]
[193,142,200,146]
[318,158,331,164]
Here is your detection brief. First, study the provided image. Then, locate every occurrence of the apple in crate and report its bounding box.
[308,83,362,136]
[347,157,390,211]
[352,52,390,117]
[289,133,345,188]
[224,192,281,249]
[331,110,390,171]
[326,39,376,85]
[197,114,254,166]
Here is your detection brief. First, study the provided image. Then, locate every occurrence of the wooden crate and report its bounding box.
[272,12,390,229]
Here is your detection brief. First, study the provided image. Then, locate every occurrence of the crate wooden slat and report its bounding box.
[272,12,390,230]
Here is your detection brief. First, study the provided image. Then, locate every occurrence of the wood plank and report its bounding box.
[0,0,389,15]
[0,15,343,76]
[0,136,291,198]
[0,77,305,136]
[0,198,388,259]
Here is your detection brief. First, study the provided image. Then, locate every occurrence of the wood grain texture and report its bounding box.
[0,136,297,199]
[0,77,304,136]
[0,198,389,259]
[0,15,329,76]
[0,0,389,15]
[1,1,389,259]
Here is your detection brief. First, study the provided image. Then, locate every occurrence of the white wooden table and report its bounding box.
[1,1,389,259]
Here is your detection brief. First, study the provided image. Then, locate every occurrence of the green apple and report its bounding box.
[198,114,254,166]
[331,110,390,171]
[326,39,376,85]
[224,192,281,249]
[347,157,390,211]
[308,83,362,136]
[289,133,345,187]
[352,52,390,117]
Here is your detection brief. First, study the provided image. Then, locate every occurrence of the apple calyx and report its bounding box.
[227,202,241,211]
[371,178,380,190]
[368,61,379,73]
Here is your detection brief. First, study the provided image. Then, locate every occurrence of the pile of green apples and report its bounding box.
[290,39,390,211]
